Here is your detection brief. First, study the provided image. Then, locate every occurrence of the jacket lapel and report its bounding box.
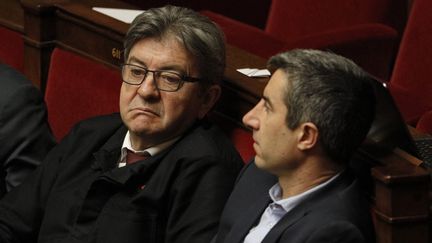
[226,195,272,243]
[222,162,278,243]
[91,124,173,186]
[261,205,309,243]
[91,125,127,172]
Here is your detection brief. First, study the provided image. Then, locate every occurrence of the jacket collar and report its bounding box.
[261,169,354,243]
[90,124,183,186]
[91,125,128,172]
[223,162,276,243]
[226,193,271,243]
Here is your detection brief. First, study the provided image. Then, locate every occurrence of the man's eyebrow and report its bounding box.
[128,57,146,66]
[127,56,188,74]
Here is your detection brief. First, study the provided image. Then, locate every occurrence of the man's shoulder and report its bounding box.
[314,170,368,209]
[177,121,240,158]
[293,171,375,240]
[166,121,244,170]
[73,113,123,129]
[0,64,39,103]
[0,64,30,87]
[64,113,124,142]
[299,171,367,215]
[265,171,374,243]
[220,161,277,212]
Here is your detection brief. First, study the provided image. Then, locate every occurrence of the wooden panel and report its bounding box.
[55,3,125,68]
[0,0,24,33]
[370,147,430,243]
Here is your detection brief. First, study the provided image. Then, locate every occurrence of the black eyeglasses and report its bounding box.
[121,64,201,92]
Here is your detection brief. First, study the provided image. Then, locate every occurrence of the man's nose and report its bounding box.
[242,108,259,130]
[137,73,159,97]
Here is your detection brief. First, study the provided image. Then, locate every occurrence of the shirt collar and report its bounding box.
[268,172,341,212]
[119,131,179,167]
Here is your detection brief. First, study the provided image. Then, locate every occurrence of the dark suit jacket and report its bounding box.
[0,114,243,243]
[214,161,375,243]
[0,64,56,197]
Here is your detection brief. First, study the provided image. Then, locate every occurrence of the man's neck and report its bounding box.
[126,131,180,153]
[277,159,342,199]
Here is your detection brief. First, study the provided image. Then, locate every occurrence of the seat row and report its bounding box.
[198,0,431,134]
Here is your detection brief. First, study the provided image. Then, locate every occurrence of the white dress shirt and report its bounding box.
[118,131,179,167]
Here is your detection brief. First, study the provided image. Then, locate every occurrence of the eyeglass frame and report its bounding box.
[120,63,202,92]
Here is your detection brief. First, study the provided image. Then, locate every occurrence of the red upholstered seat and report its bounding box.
[416,111,432,135]
[208,112,254,163]
[388,0,432,125]
[230,127,254,163]
[200,11,287,59]
[0,26,24,72]
[263,0,405,40]
[45,48,122,141]
[202,0,405,80]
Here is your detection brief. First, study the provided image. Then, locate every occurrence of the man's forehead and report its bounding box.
[128,38,196,72]
[264,70,287,97]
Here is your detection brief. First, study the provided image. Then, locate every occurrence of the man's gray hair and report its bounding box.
[124,5,226,86]
[268,49,376,163]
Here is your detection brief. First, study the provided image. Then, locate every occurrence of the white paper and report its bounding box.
[237,68,271,77]
[92,7,144,24]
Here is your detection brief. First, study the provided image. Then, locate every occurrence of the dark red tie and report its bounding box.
[126,149,151,164]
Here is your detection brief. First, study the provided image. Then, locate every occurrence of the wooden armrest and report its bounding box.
[365,145,430,243]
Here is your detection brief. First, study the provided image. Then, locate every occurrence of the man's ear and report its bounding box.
[198,85,221,119]
[297,122,319,151]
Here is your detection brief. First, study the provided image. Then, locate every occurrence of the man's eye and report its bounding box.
[263,101,271,112]
[160,73,181,83]
[259,99,269,112]
[130,68,145,76]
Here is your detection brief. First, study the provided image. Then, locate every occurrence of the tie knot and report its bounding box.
[126,149,151,164]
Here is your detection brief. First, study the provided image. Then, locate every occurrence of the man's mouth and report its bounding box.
[131,107,160,117]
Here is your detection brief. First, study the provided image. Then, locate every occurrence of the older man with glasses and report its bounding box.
[0,5,243,243]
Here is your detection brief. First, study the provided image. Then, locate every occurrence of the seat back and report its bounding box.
[416,111,432,135]
[265,0,407,41]
[388,0,432,124]
[0,26,24,72]
[208,112,254,163]
[265,0,403,81]
[203,0,400,81]
[45,48,122,141]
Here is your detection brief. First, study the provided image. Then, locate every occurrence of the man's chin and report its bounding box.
[127,124,154,136]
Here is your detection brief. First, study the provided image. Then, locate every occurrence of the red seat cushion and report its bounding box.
[45,48,122,141]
